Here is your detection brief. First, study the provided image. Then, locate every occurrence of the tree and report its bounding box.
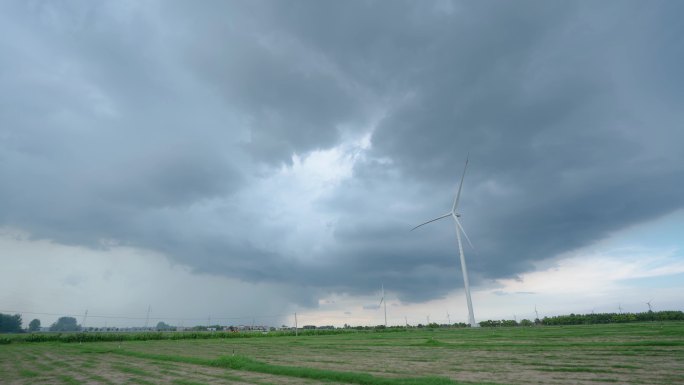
[0,313,22,333]
[156,321,171,331]
[28,319,41,332]
[50,317,80,332]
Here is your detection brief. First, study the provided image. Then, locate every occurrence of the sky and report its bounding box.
[1,0,683,328]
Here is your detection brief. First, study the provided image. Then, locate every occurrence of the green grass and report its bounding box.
[210,355,459,385]
[125,378,156,385]
[99,348,462,385]
[536,367,613,373]
[1,322,682,385]
[172,380,208,385]
[111,363,155,377]
[58,374,80,384]
[18,369,39,378]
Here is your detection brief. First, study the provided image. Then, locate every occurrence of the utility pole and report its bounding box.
[294,313,298,336]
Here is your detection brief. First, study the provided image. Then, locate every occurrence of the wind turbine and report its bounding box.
[412,155,478,327]
[379,284,387,327]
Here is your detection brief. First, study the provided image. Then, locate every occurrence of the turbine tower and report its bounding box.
[412,155,477,327]
[379,284,387,327]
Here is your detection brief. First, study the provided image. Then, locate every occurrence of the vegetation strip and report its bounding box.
[83,346,470,385]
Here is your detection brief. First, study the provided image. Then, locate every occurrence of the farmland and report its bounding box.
[2,322,683,385]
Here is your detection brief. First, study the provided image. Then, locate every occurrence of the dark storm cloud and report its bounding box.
[1,1,683,306]
[359,0,684,289]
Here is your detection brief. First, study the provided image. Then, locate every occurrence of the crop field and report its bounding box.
[1,322,683,385]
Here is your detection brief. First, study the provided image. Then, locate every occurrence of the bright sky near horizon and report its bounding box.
[1,1,683,328]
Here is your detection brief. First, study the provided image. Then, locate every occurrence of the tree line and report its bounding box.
[3,310,683,335]
[0,314,81,333]
[477,310,684,327]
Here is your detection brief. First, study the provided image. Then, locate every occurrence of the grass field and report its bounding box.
[2,322,683,385]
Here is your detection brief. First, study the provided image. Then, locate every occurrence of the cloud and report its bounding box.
[0,1,683,311]
[362,304,381,310]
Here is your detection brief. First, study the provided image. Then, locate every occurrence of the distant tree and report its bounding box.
[156,321,171,331]
[519,319,533,327]
[501,319,518,327]
[28,319,41,332]
[479,320,501,327]
[50,317,80,332]
[0,313,23,333]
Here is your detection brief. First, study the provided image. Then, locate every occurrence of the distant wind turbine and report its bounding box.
[144,305,151,329]
[412,155,477,327]
[379,284,387,327]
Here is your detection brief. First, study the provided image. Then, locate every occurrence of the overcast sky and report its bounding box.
[1,0,683,328]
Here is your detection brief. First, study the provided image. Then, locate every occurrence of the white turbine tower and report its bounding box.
[379,284,387,327]
[412,156,477,327]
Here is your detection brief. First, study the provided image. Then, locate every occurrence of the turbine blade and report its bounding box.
[411,213,451,231]
[452,154,469,212]
[454,217,474,249]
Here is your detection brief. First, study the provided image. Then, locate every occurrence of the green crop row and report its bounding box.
[2,328,370,344]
